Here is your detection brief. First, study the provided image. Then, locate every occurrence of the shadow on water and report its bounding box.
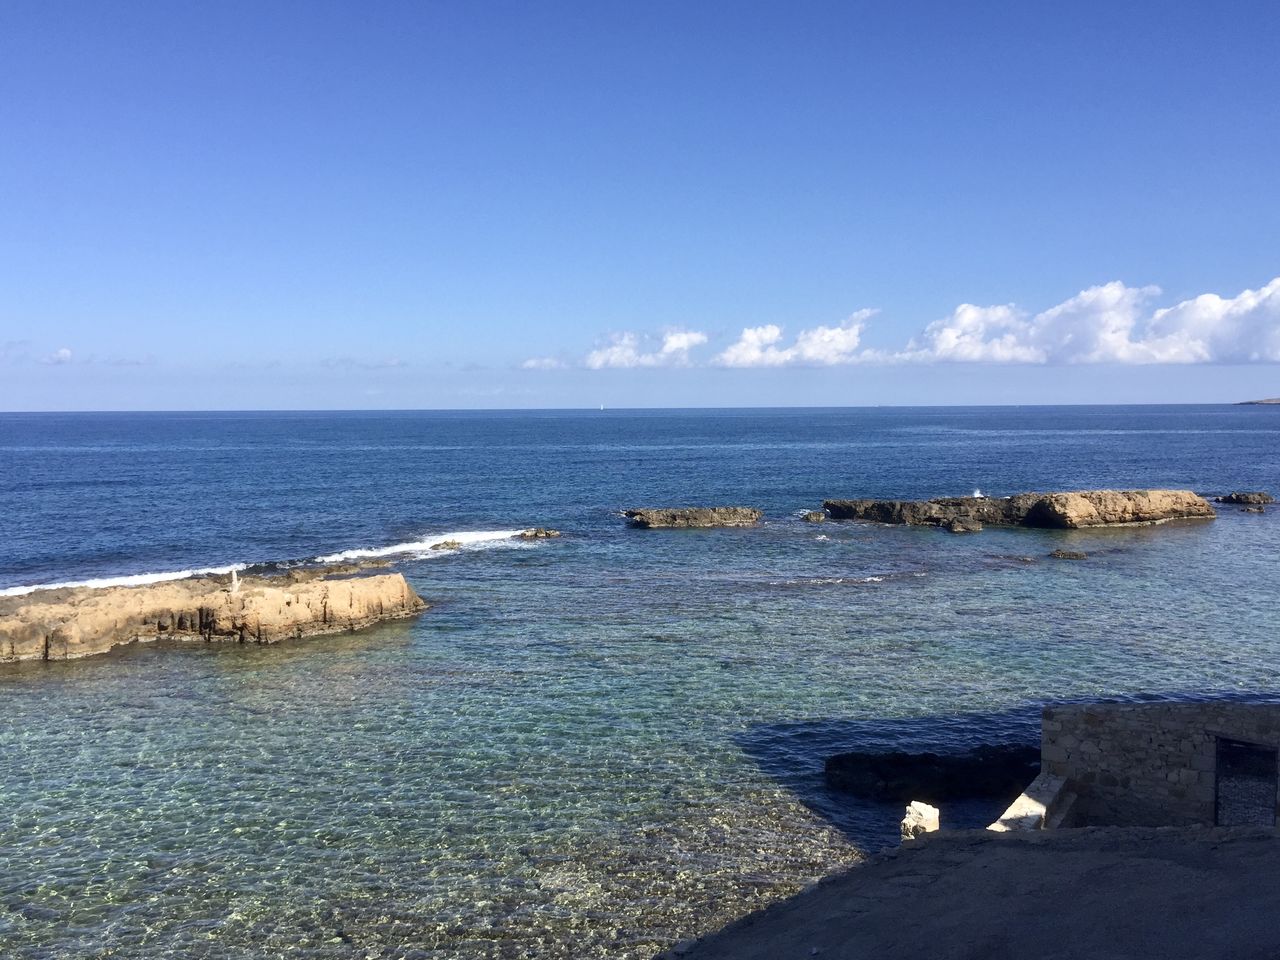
[736,690,1280,852]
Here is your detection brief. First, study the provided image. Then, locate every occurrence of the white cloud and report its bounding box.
[519,276,1280,372]
[584,329,708,369]
[715,310,875,367]
[901,278,1280,364]
[41,347,73,365]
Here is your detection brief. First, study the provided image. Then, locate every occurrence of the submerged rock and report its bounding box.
[1243,506,1266,514]
[824,489,1215,529]
[801,511,827,524]
[1217,491,1275,505]
[623,507,762,528]
[947,518,983,533]
[430,540,463,550]
[1049,549,1088,560]
[825,743,1040,803]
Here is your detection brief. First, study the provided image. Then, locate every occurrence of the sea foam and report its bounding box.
[1,531,532,598]
[0,563,248,598]
[313,529,528,563]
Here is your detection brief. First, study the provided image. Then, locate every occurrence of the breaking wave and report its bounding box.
[313,529,528,563]
[1,530,533,598]
[0,563,248,598]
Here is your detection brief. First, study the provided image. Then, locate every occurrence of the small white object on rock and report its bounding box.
[901,800,940,841]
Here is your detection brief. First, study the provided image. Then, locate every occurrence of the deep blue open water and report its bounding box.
[2,406,1279,958]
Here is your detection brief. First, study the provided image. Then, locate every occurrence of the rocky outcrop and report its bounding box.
[825,743,1040,803]
[1216,492,1275,505]
[518,528,562,539]
[0,569,427,663]
[623,507,762,528]
[801,511,826,524]
[823,489,1215,529]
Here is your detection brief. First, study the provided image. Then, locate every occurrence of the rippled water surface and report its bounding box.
[2,406,1280,958]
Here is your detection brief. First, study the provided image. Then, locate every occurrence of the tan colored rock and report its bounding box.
[1020,490,1216,528]
[824,489,1215,529]
[901,800,940,840]
[0,569,427,663]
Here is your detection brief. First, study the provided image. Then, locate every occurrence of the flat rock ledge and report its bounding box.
[0,569,427,663]
[624,507,762,528]
[823,489,1215,529]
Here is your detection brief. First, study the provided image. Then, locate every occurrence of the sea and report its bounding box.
[1,405,1278,959]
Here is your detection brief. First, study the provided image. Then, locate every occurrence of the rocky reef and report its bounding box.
[623,507,762,528]
[824,743,1040,803]
[1216,491,1274,505]
[0,568,427,663]
[823,489,1215,529]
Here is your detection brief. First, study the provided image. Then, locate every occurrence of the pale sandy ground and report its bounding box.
[663,827,1280,960]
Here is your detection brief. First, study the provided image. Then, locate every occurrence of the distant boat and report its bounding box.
[599,404,605,411]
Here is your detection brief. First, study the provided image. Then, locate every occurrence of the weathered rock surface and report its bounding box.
[823,489,1215,529]
[1217,491,1275,504]
[801,511,826,524]
[0,569,427,663]
[824,743,1040,803]
[518,527,562,539]
[901,800,941,840]
[623,507,762,528]
[946,518,983,533]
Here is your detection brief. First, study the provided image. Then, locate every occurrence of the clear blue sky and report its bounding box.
[1,1,1277,409]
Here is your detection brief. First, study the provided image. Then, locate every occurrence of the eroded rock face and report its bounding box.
[0,570,427,663]
[825,743,1040,804]
[823,490,1215,529]
[1217,492,1275,505]
[901,800,941,840]
[623,507,762,528]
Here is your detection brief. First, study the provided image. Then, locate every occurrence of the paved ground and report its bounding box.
[661,827,1280,960]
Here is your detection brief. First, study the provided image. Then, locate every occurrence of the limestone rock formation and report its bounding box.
[823,489,1215,529]
[947,518,983,533]
[1216,491,1275,505]
[901,800,941,840]
[0,569,427,663]
[801,511,826,524]
[623,507,762,528]
[518,528,562,539]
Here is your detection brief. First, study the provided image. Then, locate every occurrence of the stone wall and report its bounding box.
[1041,702,1280,827]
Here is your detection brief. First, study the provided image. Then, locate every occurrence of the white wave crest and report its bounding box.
[313,529,527,563]
[0,563,248,598]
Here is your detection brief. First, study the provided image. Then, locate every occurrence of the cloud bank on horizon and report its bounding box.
[528,276,1280,369]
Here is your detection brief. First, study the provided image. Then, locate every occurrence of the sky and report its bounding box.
[1,1,1278,410]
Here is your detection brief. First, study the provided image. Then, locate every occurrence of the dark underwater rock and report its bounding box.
[824,743,1040,803]
[1217,491,1274,505]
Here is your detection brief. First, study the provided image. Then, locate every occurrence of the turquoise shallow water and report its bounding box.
[2,407,1279,957]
